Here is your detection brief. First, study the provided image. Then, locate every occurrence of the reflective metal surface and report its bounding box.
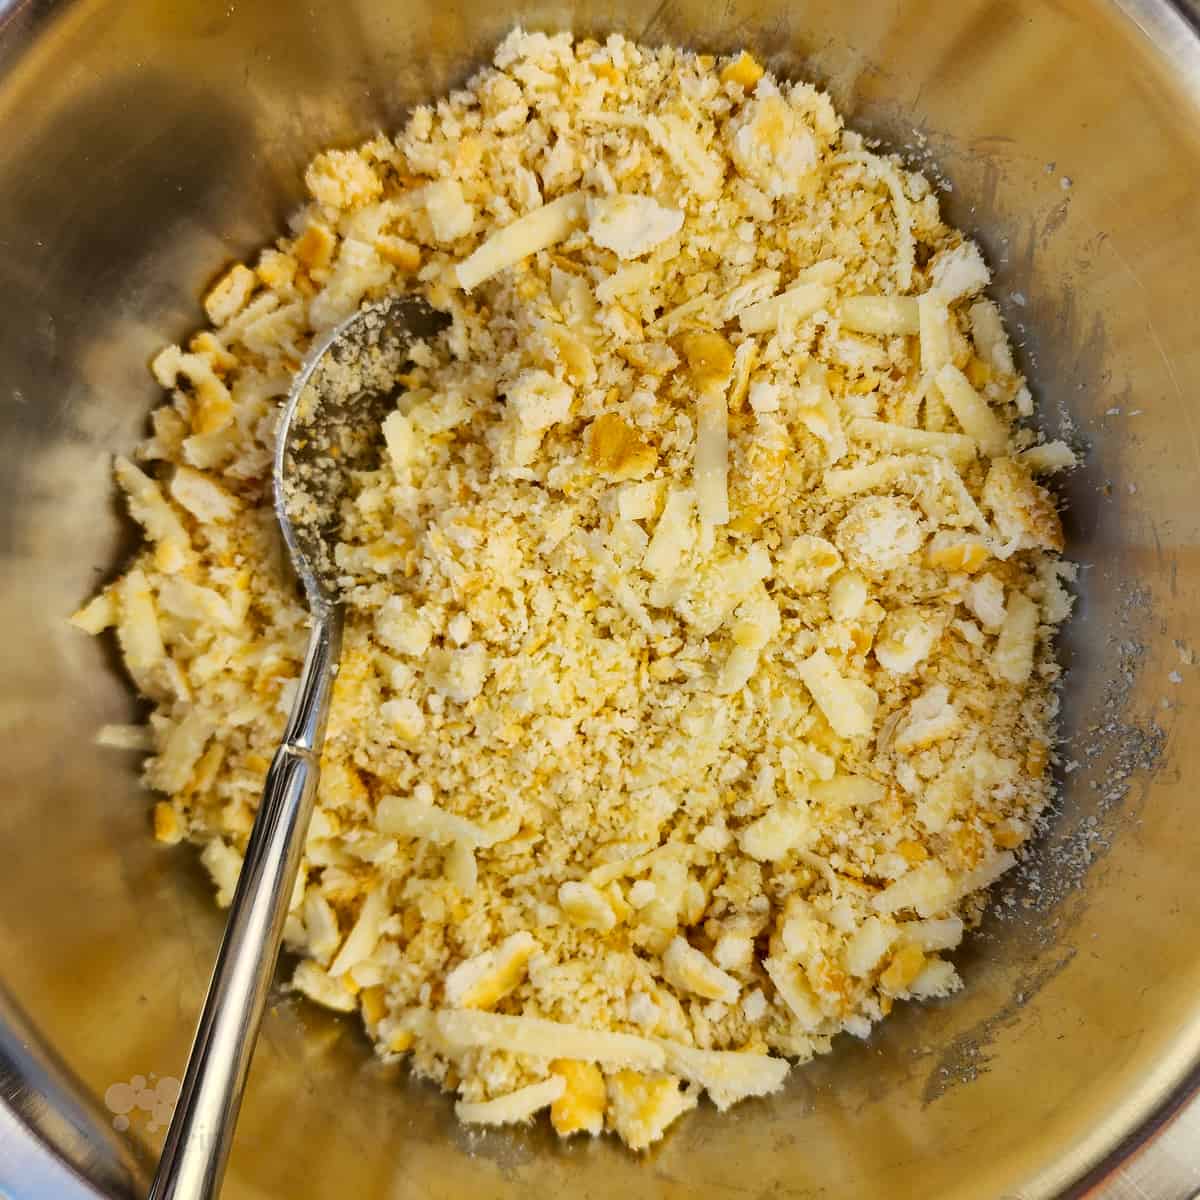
[1,1,1199,1197]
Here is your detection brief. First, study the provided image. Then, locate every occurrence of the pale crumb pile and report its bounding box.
[73,30,1079,1150]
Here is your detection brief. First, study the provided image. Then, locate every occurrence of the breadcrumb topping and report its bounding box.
[73,29,1075,1150]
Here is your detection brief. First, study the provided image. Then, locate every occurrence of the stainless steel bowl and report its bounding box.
[2,1,1199,1196]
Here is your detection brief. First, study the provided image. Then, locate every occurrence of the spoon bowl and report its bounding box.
[276,295,452,610]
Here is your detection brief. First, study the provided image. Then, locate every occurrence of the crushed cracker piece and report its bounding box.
[588,411,657,479]
[606,1070,697,1151]
[550,1059,607,1135]
[983,458,1065,553]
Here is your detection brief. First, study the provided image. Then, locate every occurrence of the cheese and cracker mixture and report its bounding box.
[73,30,1078,1150]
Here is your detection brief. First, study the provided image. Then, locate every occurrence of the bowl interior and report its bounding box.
[1,1,1199,1197]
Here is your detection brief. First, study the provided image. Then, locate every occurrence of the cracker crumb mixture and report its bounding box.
[73,29,1078,1150]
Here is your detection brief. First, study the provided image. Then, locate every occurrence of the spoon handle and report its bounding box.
[148,607,343,1200]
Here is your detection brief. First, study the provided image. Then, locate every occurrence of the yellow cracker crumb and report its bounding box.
[75,26,1072,1155]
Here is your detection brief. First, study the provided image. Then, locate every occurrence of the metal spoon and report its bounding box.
[148,295,449,1200]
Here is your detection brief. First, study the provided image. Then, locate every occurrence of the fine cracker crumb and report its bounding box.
[75,27,1075,1153]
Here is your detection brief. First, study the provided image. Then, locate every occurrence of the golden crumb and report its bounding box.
[880,944,927,995]
[294,221,336,270]
[720,51,765,90]
[152,801,184,845]
[678,331,735,390]
[550,1059,607,1136]
[587,411,658,478]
